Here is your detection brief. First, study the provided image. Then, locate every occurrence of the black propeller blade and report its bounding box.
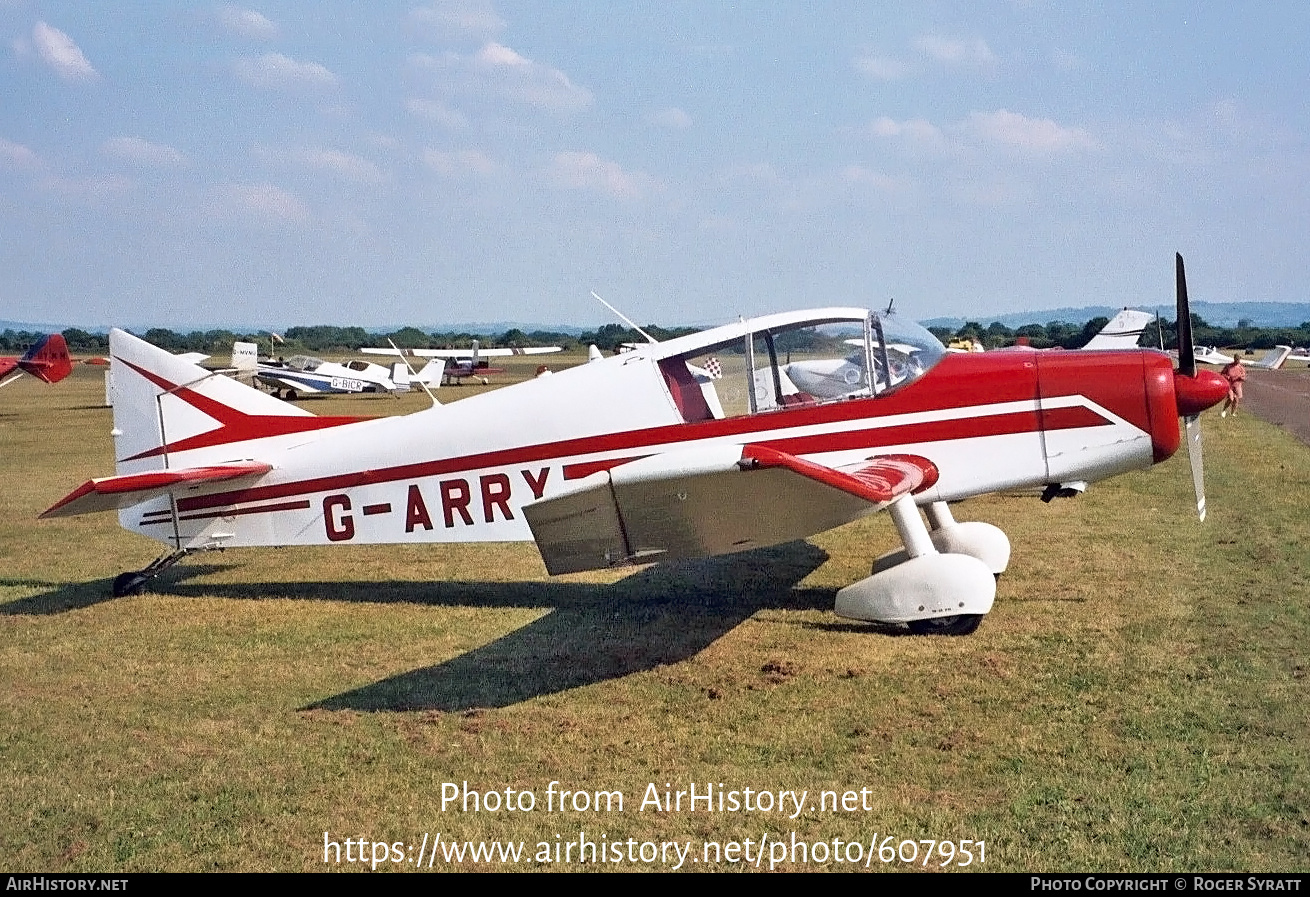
[1176,253,1196,377]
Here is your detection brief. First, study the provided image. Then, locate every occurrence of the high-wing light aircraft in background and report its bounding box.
[0,334,73,390]
[361,342,563,385]
[43,256,1228,636]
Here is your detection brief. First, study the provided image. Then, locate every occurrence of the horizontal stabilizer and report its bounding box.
[524,445,936,574]
[41,461,272,518]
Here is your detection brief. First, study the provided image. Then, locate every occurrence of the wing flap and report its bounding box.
[524,445,937,574]
[41,461,273,518]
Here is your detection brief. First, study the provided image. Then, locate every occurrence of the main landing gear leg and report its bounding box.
[872,500,1011,576]
[835,495,995,635]
[112,549,191,597]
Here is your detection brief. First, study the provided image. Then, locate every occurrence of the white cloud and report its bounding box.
[649,107,692,130]
[413,42,592,111]
[840,165,904,192]
[410,1,505,37]
[424,148,495,176]
[233,53,337,90]
[255,146,385,182]
[37,174,132,199]
[32,22,98,82]
[915,34,996,69]
[214,183,310,222]
[299,148,384,182]
[103,136,187,166]
[548,151,653,199]
[853,54,908,81]
[965,109,1096,153]
[0,137,40,169]
[868,116,942,143]
[217,6,278,41]
[405,98,470,128]
[869,111,1094,157]
[476,42,528,68]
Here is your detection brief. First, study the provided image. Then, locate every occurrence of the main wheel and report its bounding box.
[908,614,984,636]
[284,388,299,401]
[112,571,150,597]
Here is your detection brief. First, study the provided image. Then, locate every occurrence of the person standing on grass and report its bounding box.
[1221,354,1246,417]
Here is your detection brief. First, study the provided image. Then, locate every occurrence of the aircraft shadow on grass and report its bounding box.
[2,543,841,711]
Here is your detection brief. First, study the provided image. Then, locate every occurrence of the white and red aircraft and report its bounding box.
[42,256,1228,635]
[360,342,563,385]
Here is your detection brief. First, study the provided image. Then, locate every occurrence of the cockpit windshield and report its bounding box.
[284,355,324,372]
[658,310,946,421]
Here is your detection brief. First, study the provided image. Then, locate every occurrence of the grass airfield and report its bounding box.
[2,356,1309,872]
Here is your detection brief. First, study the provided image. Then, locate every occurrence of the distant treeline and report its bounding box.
[929,313,1310,352]
[0,323,704,356]
[4,314,1308,356]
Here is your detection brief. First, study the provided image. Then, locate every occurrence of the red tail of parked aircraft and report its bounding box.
[0,334,73,388]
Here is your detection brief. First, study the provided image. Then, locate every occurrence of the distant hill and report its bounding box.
[923,301,1310,331]
[7,301,1310,336]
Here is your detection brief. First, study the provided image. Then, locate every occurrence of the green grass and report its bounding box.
[2,361,1308,871]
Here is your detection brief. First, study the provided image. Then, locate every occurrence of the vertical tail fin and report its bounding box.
[109,328,328,477]
[18,333,73,384]
[230,341,258,373]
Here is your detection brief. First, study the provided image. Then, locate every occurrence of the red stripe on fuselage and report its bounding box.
[563,457,646,480]
[139,498,312,525]
[170,397,1112,515]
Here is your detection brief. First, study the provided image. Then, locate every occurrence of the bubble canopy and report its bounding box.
[641,308,948,420]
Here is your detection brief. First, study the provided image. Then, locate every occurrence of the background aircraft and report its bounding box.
[231,342,412,399]
[44,256,1228,638]
[1242,345,1310,370]
[361,341,562,385]
[0,334,73,390]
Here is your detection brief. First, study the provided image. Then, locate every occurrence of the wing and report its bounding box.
[42,461,273,518]
[522,444,937,574]
[360,347,563,358]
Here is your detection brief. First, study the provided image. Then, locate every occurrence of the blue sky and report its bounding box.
[2,2,1306,328]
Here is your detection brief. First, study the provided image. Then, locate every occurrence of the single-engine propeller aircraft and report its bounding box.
[43,256,1228,635]
[247,351,413,399]
[361,341,563,385]
[0,333,73,390]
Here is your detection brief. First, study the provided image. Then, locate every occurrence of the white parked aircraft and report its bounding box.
[43,256,1229,639]
[236,343,413,400]
[361,342,562,385]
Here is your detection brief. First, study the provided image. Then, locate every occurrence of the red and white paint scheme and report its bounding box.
[43,257,1229,634]
[0,334,73,390]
